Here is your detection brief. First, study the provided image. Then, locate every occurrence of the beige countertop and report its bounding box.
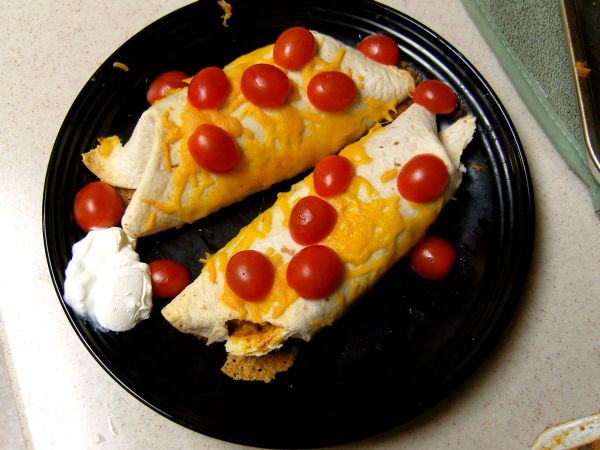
[1,1,599,448]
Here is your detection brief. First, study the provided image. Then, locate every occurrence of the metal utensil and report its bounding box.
[560,0,600,183]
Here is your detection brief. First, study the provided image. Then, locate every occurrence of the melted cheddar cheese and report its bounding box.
[201,123,443,325]
[139,39,398,226]
[97,136,121,158]
[161,103,474,358]
[159,108,180,172]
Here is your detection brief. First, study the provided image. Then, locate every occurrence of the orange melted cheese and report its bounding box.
[160,108,180,172]
[140,41,398,225]
[97,136,121,158]
[202,123,444,324]
[379,168,398,183]
[144,210,157,232]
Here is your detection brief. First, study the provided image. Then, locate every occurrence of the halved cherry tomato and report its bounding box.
[409,235,456,280]
[413,80,457,114]
[241,64,291,108]
[289,196,337,245]
[286,245,344,299]
[273,26,317,70]
[149,259,191,298]
[397,154,449,203]
[187,66,231,110]
[73,181,123,232]
[188,124,240,173]
[147,71,189,105]
[226,250,274,301]
[313,155,354,197]
[307,71,357,112]
[357,34,399,65]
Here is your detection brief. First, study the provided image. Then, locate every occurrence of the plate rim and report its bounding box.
[43,0,535,447]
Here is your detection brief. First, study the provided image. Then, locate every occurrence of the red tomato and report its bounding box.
[313,155,354,197]
[187,67,231,110]
[396,154,449,203]
[149,259,191,298]
[289,196,337,245]
[147,71,189,105]
[357,34,399,65]
[286,245,344,299]
[307,71,357,112]
[413,80,457,114]
[188,124,240,173]
[241,64,291,108]
[409,235,456,280]
[73,181,123,232]
[273,26,317,70]
[226,250,274,301]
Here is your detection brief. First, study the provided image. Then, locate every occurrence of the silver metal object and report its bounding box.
[560,0,600,183]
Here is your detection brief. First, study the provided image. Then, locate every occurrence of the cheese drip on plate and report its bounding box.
[161,103,476,357]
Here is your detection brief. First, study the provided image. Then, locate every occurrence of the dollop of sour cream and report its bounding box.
[64,227,152,332]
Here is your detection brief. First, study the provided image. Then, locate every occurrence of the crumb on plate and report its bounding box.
[218,0,232,27]
[112,62,129,72]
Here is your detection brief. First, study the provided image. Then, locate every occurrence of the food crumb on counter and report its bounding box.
[107,416,117,436]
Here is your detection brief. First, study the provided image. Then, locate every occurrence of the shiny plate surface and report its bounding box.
[43,1,535,447]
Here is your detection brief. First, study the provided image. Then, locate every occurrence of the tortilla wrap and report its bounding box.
[83,31,415,238]
[161,103,476,357]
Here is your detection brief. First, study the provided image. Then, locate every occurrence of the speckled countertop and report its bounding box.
[1,1,599,449]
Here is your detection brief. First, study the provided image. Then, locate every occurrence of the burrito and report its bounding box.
[161,103,476,380]
[532,412,600,450]
[82,31,415,238]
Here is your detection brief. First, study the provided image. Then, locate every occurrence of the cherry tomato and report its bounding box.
[413,80,457,114]
[286,245,344,299]
[73,181,123,232]
[409,235,456,280]
[241,64,291,108]
[273,26,317,70]
[289,196,337,245]
[147,71,189,105]
[187,66,231,110]
[226,250,274,301]
[149,259,191,298]
[357,34,399,65]
[313,155,354,197]
[188,124,240,173]
[307,71,357,112]
[397,154,449,203]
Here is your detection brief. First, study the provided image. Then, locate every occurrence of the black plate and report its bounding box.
[43,0,534,448]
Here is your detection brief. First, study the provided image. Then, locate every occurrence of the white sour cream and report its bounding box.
[64,227,152,332]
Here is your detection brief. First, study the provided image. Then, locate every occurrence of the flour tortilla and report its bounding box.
[84,32,415,238]
[162,104,476,358]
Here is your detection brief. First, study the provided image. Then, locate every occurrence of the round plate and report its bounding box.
[43,0,535,447]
